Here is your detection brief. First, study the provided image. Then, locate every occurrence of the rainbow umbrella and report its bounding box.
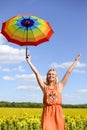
[1,14,54,56]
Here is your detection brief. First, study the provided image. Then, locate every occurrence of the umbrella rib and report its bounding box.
[28,29,35,43]
[35,25,49,40]
[10,27,22,37]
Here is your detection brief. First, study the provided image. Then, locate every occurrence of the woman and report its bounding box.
[26,53,81,130]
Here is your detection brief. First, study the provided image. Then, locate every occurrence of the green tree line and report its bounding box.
[0,101,87,108]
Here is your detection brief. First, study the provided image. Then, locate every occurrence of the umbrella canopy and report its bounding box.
[1,14,54,46]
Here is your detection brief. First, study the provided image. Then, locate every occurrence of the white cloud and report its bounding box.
[17,65,25,72]
[15,74,38,88]
[50,61,87,73]
[0,45,25,64]
[0,33,25,64]
[2,73,44,91]
[1,65,25,73]
[50,62,72,69]
[3,76,14,81]
[0,66,2,70]
[3,73,45,83]
[16,85,40,90]
[62,88,87,104]
[63,93,78,99]
[2,68,11,72]
[77,62,87,68]
[50,61,87,69]
[15,74,36,81]
[0,93,6,101]
[0,32,5,44]
[15,94,43,103]
[77,89,87,93]
[2,74,36,82]
[73,69,86,73]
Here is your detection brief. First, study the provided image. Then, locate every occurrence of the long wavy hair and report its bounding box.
[46,69,58,85]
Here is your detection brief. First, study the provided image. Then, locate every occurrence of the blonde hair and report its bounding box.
[46,69,58,85]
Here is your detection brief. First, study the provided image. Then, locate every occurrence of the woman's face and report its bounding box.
[47,70,57,82]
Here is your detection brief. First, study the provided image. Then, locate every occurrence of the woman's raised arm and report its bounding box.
[59,53,81,91]
[26,55,45,91]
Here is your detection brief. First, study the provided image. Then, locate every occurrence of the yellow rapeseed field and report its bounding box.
[0,108,87,130]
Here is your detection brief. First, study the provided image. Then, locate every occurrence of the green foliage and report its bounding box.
[62,104,87,108]
[0,101,87,108]
[0,101,43,108]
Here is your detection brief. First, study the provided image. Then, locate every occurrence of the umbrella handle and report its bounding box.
[26,47,28,58]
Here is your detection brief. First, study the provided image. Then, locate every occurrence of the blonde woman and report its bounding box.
[26,53,81,130]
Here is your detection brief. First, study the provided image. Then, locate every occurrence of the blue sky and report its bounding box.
[0,0,87,104]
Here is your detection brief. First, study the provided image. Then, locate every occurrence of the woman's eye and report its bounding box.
[48,74,55,76]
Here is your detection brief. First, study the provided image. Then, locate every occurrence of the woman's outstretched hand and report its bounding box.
[26,55,31,62]
[75,53,81,61]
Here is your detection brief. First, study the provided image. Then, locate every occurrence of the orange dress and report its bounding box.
[41,85,66,130]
